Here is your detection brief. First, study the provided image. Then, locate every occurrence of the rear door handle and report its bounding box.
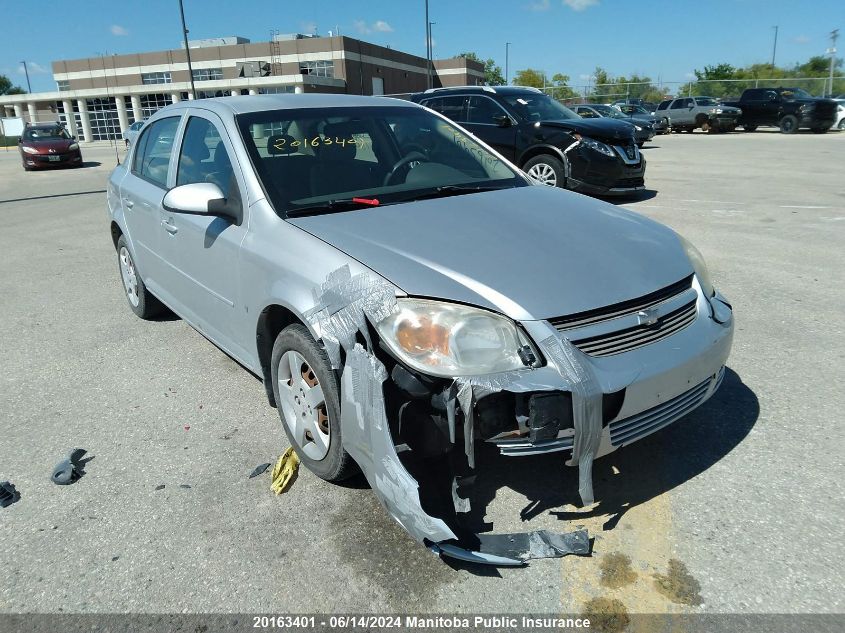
[122,197,134,209]
[161,219,178,234]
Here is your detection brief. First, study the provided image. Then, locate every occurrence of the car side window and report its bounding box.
[422,96,467,123]
[465,96,507,125]
[176,116,235,198]
[133,116,180,188]
[669,100,684,109]
[577,107,598,118]
[657,101,670,110]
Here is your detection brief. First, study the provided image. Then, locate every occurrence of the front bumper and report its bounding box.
[567,143,647,196]
[22,150,83,169]
[799,114,835,129]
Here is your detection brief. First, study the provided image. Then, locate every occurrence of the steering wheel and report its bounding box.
[383,151,429,186]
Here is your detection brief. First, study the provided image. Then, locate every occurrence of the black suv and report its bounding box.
[411,86,646,196]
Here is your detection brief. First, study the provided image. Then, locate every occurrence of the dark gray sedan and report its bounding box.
[107,94,733,565]
[616,103,672,134]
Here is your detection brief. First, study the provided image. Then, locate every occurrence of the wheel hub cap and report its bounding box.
[119,247,140,307]
[527,163,557,186]
[277,350,330,461]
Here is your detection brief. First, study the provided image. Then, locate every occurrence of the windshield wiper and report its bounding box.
[286,196,380,218]
[389,184,512,204]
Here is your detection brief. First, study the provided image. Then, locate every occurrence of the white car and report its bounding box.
[122,120,145,147]
[834,100,845,131]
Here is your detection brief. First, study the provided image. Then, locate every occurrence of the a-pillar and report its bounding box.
[115,95,129,135]
[27,102,38,123]
[62,99,78,137]
[76,98,92,142]
[171,92,181,104]
[130,95,142,123]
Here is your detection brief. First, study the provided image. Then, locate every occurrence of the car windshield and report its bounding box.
[694,97,718,106]
[502,93,579,121]
[592,105,628,119]
[625,105,651,114]
[780,88,812,99]
[237,106,526,216]
[23,127,69,141]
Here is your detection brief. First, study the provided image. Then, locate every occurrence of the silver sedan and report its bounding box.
[107,94,733,565]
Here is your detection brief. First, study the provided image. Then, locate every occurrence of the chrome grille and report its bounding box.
[609,368,724,447]
[570,299,698,357]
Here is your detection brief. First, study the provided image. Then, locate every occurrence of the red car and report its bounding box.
[19,124,83,171]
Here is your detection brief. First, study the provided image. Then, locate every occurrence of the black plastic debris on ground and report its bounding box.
[1,481,20,508]
[478,529,591,561]
[249,463,271,479]
[51,448,92,485]
[154,484,165,491]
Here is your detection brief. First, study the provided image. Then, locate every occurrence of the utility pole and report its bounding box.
[828,29,839,97]
[771,26,778,67]
[178,0,197,100]
[505,42,511,84]
[424,0,432,89]
[428,21,436,81]
[19,60,32,93]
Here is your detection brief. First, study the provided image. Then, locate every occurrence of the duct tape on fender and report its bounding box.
[539,334,603,506]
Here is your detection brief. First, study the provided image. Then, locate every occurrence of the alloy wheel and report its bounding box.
[277,350,330,461]
[527,162,557,186]
[118,246,140,307]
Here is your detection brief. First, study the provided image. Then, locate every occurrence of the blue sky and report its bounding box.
[1,0,841,93]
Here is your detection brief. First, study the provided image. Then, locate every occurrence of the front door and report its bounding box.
[462,95,517,161]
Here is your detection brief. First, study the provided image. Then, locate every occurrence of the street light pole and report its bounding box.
[828,29,839,97]
[505,42,511,84]
[771,26,778,67]
[424,0,432,89]
[20,61,32,93]
[178,0,197,100]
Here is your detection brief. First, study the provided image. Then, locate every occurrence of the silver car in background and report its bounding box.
[107,94,734,564]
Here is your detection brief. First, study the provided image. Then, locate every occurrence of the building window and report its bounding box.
[192,68,223,82]
[299,60,334,78]
[258,86,296,94]
[140,93,173,119]
[56,80,70,92]
[141,72,172,85]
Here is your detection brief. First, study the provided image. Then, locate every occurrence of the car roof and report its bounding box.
[416,85,542,97]
[155,94,416,117]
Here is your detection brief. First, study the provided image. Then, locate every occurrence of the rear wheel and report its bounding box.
[116,235,166,319]
[838,119,845,130]
[524,154,565,188]
[779,115,799,134]
[270,324,357,482]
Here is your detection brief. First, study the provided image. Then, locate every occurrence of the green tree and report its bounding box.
[1,74,27,95]
[458,52,506,86]
[512,68,545,88]
[548,73,578,100]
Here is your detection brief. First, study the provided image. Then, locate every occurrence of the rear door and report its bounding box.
[120,115,181,301]
[161,111,250,356]
[669,98,693,125]
[462,95,517,161]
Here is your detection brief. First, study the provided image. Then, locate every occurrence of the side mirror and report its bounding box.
[162,182,228,217]
[492,114,512,128]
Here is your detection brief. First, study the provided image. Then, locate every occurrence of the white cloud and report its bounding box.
[18,61,48,75]
[110,24,129,36]
[353,19,393,35]
[563,0,599,10]
[529,0,551,10]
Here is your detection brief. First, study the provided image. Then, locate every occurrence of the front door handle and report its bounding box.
[123,197,134,209]
[161,219,178,234]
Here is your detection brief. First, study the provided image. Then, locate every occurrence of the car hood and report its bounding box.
[539,118,636,143]
[24,139,74,152]
[623,114,660,125]
[288,186,692,321]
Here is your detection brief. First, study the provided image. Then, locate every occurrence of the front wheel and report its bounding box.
[838,119,845,131]
[743,124,758,132]
[524,155,565,188]
[270,324,358,482]
[779,115,799,134]
[811,126,829,134]
[115,235,166,319]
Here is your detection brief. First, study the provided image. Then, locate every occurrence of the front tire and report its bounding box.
[270,324,357,482]
[811,126,829,134]
[779,115,799,134]
[115,235,165,319]
[524,154,565,188]
[743,124,758,132]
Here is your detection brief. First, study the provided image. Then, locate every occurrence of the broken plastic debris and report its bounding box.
[154,484,165,491]
[51,448,89,485]
[249,462,272,479]
[478,528,590,561]
[1,481,20,508]
[270,447,299,494]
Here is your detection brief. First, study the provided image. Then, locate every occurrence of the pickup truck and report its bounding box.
[722,87,838,134]
[654,96,741,133]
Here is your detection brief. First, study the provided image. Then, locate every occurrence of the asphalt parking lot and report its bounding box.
[0,130,843,620]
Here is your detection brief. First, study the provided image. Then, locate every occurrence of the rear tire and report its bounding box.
[271,324,358,482]
[524,154,565,188]
[779,115,799,134]
[116,235,166,319]
[838,120,845,130]
[743,124,758,132]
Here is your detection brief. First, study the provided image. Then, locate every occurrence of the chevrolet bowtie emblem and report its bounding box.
[48,148,56,153]
[637,309,660,327]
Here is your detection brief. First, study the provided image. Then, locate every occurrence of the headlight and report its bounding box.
[68,143,79,150]
[634,125,643,131]
[575,135,615,157]
[678,234,715,297]
[375,298,535,377]
[21,146,39,154]
[713,108,723,114]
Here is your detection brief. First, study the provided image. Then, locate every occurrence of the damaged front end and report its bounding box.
[302,265,606,566]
